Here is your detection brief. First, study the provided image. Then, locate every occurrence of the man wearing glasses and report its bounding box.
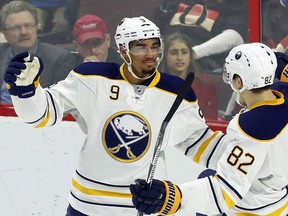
[73,14,122,65]
[0,0,76,104]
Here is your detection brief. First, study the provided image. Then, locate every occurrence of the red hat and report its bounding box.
[73,15,107,44]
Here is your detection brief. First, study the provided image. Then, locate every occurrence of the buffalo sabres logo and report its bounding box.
[102,111,151,162]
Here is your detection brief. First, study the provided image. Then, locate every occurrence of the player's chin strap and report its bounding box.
[230,84,246,106]
[123,51,163,80]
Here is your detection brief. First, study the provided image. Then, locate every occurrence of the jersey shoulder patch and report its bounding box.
[73,62,123,80]
[157,72,197,102]
[238,102,288,140]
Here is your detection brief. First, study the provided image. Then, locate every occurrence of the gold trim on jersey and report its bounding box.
[222,189,235,209]
[235,200,288,215]
[35,110,50,128]
[147,71,161,88]
[119,64,161,88]
[247,91,284,111]
[72,178,132,198]
[266,201,288,216]
[193,131,221,163]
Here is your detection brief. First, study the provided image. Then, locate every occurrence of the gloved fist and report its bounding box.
[129,179,182,215]
[5,51,43,98]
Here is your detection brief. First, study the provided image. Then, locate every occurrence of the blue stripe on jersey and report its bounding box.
[46,91,57,126]
[26,106,47,124]
[217,174,242,200]
[208,176,223,214]
[70,192,134,208]
[76,170,129,187]
[206,134,225,168]
[235,186,288,211]
[238,99,288,140]
[185,127,210,155]
[156,72,197,102]
[73,62,123,80]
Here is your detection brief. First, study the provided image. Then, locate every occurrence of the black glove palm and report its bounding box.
[130,179,182,215]
[130,179,165,214]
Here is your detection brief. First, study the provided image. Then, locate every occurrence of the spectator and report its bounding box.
[130,42,288,216]
[64,0,81,42]
[5,16,226,215]
[162,31,218,119]
[72,14,122,65]
[28,0,68,33]
[262,0,288,53]
[155,0,248,72]
[0,1,76,104]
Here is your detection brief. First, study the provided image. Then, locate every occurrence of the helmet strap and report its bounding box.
[123,51,163,81]
[230,83,246,106]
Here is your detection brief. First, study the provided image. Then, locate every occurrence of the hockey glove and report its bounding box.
[5,51,43,98]
[129,179,182,215]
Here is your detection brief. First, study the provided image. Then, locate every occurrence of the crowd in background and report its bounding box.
[0,0,287,121]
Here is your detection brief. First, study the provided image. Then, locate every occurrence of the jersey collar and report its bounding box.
[247,90,285,110]
[119,64,161,87]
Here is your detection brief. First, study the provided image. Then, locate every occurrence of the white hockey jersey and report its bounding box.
[178,91,288,216]
[11,62,225,216]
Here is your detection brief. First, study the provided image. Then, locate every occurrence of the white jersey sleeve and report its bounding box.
[178,91,288,216]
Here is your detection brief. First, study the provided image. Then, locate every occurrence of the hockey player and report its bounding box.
[130,43,288,215]
[4,16,226,216]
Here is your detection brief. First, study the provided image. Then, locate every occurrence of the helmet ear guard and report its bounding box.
[223,43,277,90]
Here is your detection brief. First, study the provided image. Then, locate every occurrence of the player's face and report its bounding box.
[128,38,161,78]
[76,34,110,62]
[3,11,37,54]
[166,40,191,79]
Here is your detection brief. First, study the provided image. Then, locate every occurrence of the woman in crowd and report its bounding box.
[162,31,218,119]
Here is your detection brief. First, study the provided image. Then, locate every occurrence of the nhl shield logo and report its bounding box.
[102,111,151,162]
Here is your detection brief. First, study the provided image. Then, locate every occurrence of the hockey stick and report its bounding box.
[137,72,195,216]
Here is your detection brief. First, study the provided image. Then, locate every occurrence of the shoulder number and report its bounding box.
[227,145,255,175]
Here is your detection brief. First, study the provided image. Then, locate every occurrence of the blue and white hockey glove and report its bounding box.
[5,51,43,98]
[129,179,182,215]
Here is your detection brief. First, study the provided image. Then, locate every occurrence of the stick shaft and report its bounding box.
[137,72,194,216]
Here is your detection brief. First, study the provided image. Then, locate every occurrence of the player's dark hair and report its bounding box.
[233,74,272,93]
